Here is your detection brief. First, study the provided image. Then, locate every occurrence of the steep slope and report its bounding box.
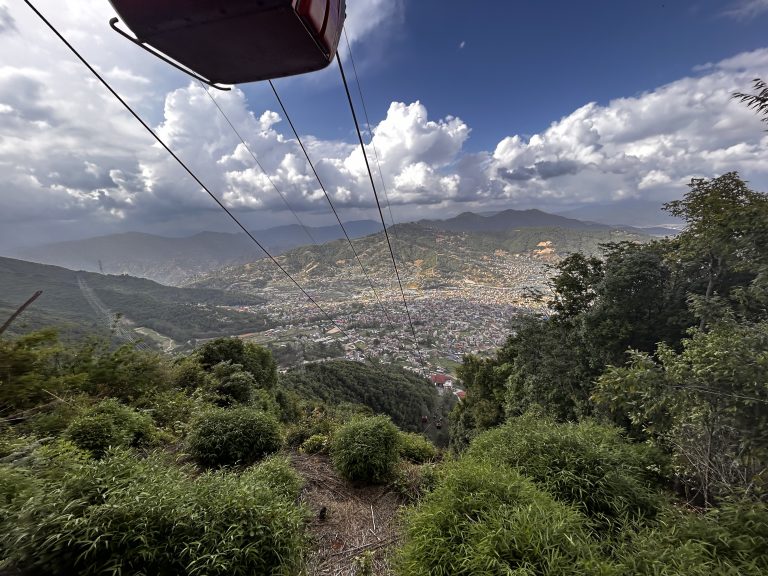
[0,256,268,343]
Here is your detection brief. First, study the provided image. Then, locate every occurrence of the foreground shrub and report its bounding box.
[144,389,208,436]
[397,459,608,575]
[614,500,768,575]
[392,461,439,502]
[466,412,664,527]
[187,407,282,467]
[300,434,330,454]
[398,432,437,463]
[285,406,340,447]
[2,450,306,576]
[23,394,90,437]
[65,398,158,457]
[331,415,399,483]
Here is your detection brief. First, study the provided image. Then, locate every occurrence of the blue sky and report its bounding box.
[261,0,768,148]
[0,0,767,247]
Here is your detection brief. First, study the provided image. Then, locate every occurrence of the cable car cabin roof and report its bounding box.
[109,0,346,84]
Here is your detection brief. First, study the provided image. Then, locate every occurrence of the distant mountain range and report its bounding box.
[9,208,675,287]
[556,199,683,229]
[419,209,609,232]
[14,221,382,286]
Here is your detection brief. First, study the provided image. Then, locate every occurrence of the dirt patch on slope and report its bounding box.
[291,452,405,576]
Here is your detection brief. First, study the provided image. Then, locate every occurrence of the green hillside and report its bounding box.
[0,256,269,343]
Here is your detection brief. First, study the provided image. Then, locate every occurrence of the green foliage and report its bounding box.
[331,415,399,483]
[282,360,438,432]
[594,320,768,504]
[195,338,277,390]
[0,329,85,412]
[211,361,258,405]
[1,450,307,576]
[285,406,341,447]
[187,407,282,468]
[448,352,511,451]
[300,434,330,455]
[503,316,597,422]
[22,394,89,437]
[465,412,664,527]
[172,356,213,391]
[551,252,604,318]
[65,398,159,457]
[398,432,437,464]
[392,460,439,503]
[397,459,608,576]
[77,342,173,402]
[733,77,768,126]
[144,389,208,436]
[353,551,374,576]
[665,172,768,327]
[614,500,768,575]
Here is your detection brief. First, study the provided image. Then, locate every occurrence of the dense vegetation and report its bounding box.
[0,256,268,342]
[430,173,768,573]
[2,172,766,573]
[0,331,444,573]
[281,360,447,435]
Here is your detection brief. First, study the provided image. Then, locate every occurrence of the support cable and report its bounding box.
[22,0,382,369]
[267,80,395,325]
[199,82,317,246]
[336,54,427,370]
[342,30,399,233]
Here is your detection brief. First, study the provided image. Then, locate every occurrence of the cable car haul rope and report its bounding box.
[23,0,429,374]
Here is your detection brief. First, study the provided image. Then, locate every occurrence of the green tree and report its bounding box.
[664,172,768,328]
[549,252,603,319]
[594,320,768,505]
[0,329,85,412]
[196,338,277,390]
[733,78,768,127]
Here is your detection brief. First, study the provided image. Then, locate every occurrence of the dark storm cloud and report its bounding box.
[0,5,16,35]
[500,160,583,182]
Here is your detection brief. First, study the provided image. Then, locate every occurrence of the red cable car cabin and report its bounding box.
[108,0,346,84]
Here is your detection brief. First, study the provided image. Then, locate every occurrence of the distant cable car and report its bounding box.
[108,0,346,87]
[421,415,428,424]
[435,420,442,430]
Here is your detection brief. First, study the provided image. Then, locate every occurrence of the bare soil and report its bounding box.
[291,452,406,576]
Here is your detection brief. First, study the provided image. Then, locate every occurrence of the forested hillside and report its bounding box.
[0,256,268,342]
[282,360,453,441]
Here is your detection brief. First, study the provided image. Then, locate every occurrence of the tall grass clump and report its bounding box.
[397,459,609,575]
[398,431,437,464]
[1,450,307,576]
[612,499,768,575]
[187,407,282,467]
[466,411,664,527]
[65,398,158,457]
[331,415,399,483]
